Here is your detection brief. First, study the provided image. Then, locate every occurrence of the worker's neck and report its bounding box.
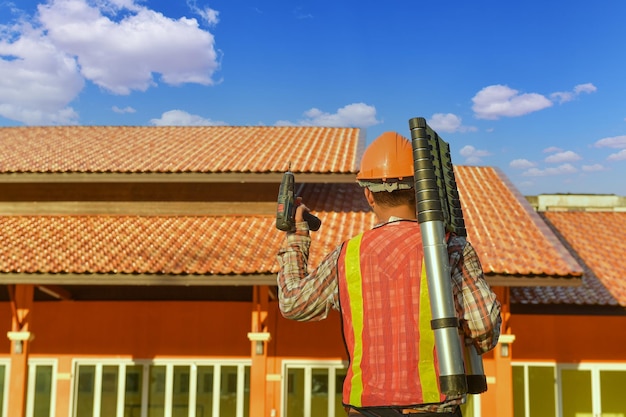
[375,205,417,223]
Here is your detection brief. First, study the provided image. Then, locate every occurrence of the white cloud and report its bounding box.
[544,151,582,164]
[543,146,563,153]
[522,164,578,177]
[551,83,597,104]
[296,103,381,128]
[112,105,136,113]
[582,164,605,172]
[150,109,226,126]
[509,159,536,169]
[472,83,597,119]
[0,24,83,125]
[607,149,626,161]
[427,113,477,133]
[37,0,220,94]
[186,0,220,25]
[594,135,626,149]
[0,0,220,124]
[459,145,491,164]
[549,91,574,104]
[472,85,553,120]
[574,83,597,94]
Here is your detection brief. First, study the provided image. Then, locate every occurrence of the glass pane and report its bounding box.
[101,366,119,417]
[243,366,250,417]
[561,369,592,417]
[286,368,305,417]
[335,369,347,417]
[311,368,329,417]
[512,366,525,417]
[148,366,166,417]
[528,366,556,417]
[196,366,214,417]
[220,366,238,417]
[124,365,144,417]
[75,365,95,417]
[172,366,190,417]
[0,365,4,416]
[600,370,626,417]
[33,365,53,417]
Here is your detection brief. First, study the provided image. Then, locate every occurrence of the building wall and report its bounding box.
[0,300,349,358]
[6,300,622,416]
[510,314,626,362]
[0,299,349,416]
[511,314,626,362]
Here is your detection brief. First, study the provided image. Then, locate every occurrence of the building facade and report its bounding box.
[1,126,625,417]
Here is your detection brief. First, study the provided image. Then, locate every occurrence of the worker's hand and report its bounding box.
[294,197,310,223]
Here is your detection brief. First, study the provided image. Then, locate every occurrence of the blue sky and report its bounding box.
[1,0,625,196]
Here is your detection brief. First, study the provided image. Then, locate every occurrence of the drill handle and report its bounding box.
[302,210,322,231]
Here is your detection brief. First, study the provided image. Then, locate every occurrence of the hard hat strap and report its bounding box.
[357,179,414,192]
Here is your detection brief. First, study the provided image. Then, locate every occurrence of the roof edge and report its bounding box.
[0,272,277,286]
[487,274,583,287]
[491,167,584,275]
[0,172,357,184]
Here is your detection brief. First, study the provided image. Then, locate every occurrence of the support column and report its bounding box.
[248,285,271,417]
[7,284,35,417]
[492,286,514,417]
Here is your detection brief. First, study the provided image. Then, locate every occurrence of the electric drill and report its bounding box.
[276,165,322,232]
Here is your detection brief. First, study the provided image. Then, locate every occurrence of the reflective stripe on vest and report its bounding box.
[339,221,443,407]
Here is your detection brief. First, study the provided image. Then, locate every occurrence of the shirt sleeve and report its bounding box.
[276,221,341,321]
[448,235,502,354]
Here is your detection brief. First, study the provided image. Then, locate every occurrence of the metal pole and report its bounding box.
[409,117,467,396]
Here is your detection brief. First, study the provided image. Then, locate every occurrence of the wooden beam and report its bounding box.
[0,172,357,184]
[36,285,73,300]
[0,272,278,286]
[7,284,34,417]
[249,286,270,417]
[486,274,583,287]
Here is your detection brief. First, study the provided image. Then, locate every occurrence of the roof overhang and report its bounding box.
[0,172,358,184]
[486,274,583,287]
[0,272,278,287]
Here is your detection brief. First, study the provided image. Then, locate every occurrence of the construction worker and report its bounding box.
[276,131,501,417]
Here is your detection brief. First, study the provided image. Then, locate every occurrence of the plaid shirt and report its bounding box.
[276,217,502,412]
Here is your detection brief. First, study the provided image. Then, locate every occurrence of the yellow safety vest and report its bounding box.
[337,220,445,407]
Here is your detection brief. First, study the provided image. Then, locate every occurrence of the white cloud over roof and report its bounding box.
[0,0,220,124]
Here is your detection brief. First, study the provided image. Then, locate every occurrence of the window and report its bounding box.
[283,361,347,417]
[26,360,57,417]
[72,360,250,417]
[0,361,8,417]
[513,362,626,417]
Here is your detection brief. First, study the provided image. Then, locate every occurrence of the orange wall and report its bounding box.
[4,301,622,364]
[510,314,626,362]
[0,300,347,359]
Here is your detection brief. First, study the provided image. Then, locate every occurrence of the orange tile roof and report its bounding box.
[526,211,626,307]
[0,179,583,281]
[453,166,582,278]
[0,215,279,275]
[0,126,363,174]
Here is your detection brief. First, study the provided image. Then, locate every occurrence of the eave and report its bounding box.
[0,172,358,184]
[486,274,583,288]
[0,272,277,287]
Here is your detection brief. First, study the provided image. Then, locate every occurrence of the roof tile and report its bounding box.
[533,211,626,306]
[0,126,363,174]
[0,177,584,281]
[454,166,582,278]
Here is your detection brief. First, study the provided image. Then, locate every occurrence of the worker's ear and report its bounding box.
[364,188,375,207]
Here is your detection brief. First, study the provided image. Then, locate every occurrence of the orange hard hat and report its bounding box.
[356,131,414,181]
